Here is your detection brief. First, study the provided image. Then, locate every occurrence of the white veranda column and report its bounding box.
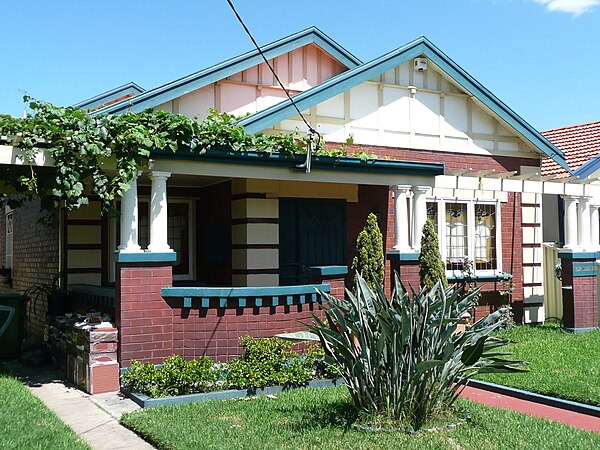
[391,185,412,252]
[411,186,430,251]
[562,195,578,249]
[577,196,591,250]
[590,203,600,250]
[148,171,172,252]
[118,176,142,252]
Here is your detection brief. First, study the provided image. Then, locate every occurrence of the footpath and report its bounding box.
[5,361,154,450]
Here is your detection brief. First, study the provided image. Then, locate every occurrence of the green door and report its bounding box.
[279,199,346,285]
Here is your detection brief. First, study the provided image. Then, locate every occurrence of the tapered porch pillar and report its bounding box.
[411,186,430,251]
[391,185,412,252]
[590,203,600,250]
[562,195,578,249]
[118,176,142,252]
[148,171,172,252]
[577,196,591,250]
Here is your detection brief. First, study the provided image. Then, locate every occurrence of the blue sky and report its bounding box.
[2,0,599,131]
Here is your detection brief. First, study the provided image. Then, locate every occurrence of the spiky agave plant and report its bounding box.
[280,273,526,429]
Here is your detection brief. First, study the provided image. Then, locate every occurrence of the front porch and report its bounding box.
[57,150,443,373]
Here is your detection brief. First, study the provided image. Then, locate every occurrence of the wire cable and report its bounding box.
[225,0,318,137]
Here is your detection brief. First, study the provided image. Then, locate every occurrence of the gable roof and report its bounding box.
[239,36,569,172]
[73,82,145,110]
[93,27,361,116]
[541,121,600,179]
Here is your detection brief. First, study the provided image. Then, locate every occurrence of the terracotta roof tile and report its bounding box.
[541,121,600,178]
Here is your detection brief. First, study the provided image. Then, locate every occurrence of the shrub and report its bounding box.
[308,274,526,430]
[225,336,313,389]
[351,213,385,290]
[121,355,220,398]
[419,219,448,290]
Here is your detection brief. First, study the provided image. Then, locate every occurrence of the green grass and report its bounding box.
[477,324,600,406]
[0,369,89,450]
[121,386,600,450]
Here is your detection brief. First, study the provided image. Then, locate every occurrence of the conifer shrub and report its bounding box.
[351,213,385,290]
[419,219,448,290]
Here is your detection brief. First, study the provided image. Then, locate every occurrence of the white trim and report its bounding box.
[109,197,195,282]
[427,197,503,278]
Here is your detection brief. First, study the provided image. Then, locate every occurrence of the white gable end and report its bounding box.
[272,59,537,159]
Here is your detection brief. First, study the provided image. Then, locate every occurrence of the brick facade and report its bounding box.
[0,198,59,337]
[559,257,599,330]
[116,260,344,366]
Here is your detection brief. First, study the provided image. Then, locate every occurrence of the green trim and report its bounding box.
[161,283,330,309]
[239,37,568,172]
[447,272,513,282]
[114,251,177,263]
[95,27,361,115]
[307,265,348,277]
[126,378,344,408]
[386,251,420,261]
[558,250,600,260]
[571,261,598,277]
[564,327,599,333]
[73,82,145,110]
[153,147,444,176]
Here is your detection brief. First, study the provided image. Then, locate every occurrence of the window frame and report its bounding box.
[109,197,195,282]
[427,198,503,278]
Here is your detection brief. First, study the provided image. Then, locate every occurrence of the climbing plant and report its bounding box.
[351,212,385,290]
[0,98,307,215]
[0,97,381,217]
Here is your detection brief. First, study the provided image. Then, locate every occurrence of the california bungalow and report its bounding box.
[1,28,598,392]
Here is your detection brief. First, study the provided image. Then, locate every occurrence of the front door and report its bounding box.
[279,198,346,285]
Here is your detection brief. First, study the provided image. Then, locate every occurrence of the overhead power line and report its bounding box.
[225,0,320,172]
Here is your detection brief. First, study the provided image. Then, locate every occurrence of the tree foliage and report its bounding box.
[351,213,385,290]
[419,219,448,290]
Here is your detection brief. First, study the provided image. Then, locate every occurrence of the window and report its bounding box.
[112,199,194,281]
[5,207,13,268]
[427,199,501,276]
[138,200,192,279]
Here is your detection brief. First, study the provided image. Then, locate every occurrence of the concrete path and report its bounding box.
[5,361,154,450]
[461,385,600,434]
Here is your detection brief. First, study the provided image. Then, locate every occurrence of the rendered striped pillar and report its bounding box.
[231,179,279,287]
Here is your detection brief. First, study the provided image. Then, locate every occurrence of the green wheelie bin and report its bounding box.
[0,294,24,358]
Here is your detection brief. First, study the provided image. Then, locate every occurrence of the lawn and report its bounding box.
[121,385,600,450]
[477,324,600,406]
[0,369,89,450]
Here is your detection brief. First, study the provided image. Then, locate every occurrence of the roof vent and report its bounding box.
[414,58,428,72]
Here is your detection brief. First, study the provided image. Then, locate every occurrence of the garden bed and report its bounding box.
[125,378,343,408]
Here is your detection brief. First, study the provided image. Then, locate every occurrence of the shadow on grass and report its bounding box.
[274,396,359,432]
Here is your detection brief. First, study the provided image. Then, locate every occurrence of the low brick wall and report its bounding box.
[48,317,119,394]
[116,260,346,367]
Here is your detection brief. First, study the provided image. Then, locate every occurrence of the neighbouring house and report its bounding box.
[1,27,597,393]
[540,121,600,329]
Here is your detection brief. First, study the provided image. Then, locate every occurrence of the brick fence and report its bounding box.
[116,260,345,367]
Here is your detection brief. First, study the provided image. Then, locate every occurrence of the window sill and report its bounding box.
[306,266,348,277]
[447,272,512,282]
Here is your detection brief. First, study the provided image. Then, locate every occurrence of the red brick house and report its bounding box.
[540,121,600,331]
[3,27,595,392]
